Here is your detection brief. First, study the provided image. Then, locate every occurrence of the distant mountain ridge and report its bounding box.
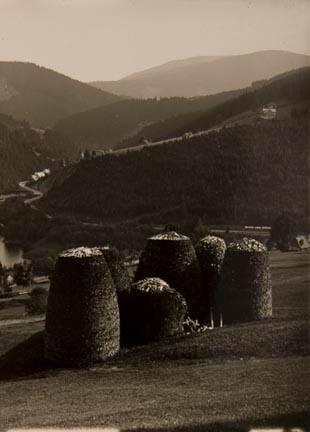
[55,66,310,152]
[117,56,224,80]
[0,62,121,128]
[54,88,245,150]
[89,50,310,98]
[117,66,310,149]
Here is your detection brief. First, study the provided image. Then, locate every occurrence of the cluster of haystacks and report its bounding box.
[135,231,204,321]
[45,247,120,367]
[44,232,273,368]
[195,235,226,323]
[121,277,187,347]
[217,238,272,325]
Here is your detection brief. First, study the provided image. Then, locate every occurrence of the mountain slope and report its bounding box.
[0,62,121,128]
[41,118,309,229]
[171,66,310,137]
[0,114,75,192]
[117,67,310,149]
[54,88,245,150]
[122,56,223,80]
[89,50,310,98]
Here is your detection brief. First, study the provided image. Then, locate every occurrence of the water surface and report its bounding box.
[0,237,24,268]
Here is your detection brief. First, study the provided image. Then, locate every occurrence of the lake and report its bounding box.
[0,237,24,268]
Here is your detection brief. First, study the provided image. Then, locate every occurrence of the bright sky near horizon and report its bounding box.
[0,0,309,82]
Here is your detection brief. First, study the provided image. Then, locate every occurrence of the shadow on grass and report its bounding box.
[1,318,309,381]
[1,411,308,431]
[0,331,59,381]
[128,411,310,431]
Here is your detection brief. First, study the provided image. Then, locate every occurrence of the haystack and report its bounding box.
[99,246,131,293]
[135,231,203,320]
[99,246,131,348]
[195,235,226,323]
[217,238,272,325]
[123,277,187,346]
[45,247,120,367]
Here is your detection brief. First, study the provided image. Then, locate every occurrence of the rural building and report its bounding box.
[294,235,310,250]
[285,235,310,251]
[31,168,51,182]
[260,103,277,120]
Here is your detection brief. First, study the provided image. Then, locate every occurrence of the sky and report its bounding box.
[0,0,309,82]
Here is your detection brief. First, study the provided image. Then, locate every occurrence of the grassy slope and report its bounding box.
[0,251,309,429]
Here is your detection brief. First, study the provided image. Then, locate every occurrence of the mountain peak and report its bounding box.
[89,50,310,98]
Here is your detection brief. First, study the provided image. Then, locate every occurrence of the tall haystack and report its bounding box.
[99,246,131,293]
[195,235,226,323]
[135,231,203,321]
[99,246,131,348]
[45,247,120,367]
[217,238,272,325]
[123,277,187,346]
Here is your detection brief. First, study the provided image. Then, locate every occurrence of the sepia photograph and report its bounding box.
[0,0,309,430]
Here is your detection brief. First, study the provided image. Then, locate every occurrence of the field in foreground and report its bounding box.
[0,251,309,431]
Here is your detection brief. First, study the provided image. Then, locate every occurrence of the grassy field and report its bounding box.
[0,251,309,431]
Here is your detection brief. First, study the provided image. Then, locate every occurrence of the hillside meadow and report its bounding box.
[0,251,309,430]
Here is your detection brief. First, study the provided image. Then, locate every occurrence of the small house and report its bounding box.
[260,103,277,120]
[295,235,310,250]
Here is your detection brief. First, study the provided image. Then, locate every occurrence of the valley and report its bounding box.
[1,62,309,272]
[0,42,309,431]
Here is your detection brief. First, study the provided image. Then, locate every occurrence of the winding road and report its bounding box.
[18,181,43,205]
[18,180,52,219]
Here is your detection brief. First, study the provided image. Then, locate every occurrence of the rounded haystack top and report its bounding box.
[133,277,176,294]
[150,231,189,241]
[197,235,226,256]
[59,246,103,258]
[227,238,266,252]
[199,235,226,248]
[122,277,187,346]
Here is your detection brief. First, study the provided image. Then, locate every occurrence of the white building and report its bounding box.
[260,103,277,120]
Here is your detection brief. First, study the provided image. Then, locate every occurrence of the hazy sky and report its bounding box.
[0,0,309,82]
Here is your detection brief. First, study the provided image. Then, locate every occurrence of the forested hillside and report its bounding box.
[172,66,310,137]
[89,50,310,98]
[42,119,309,229]
[0,62,120,128]
[117,67,310,148]
[0,114,74,191]
[53,89,244,150]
